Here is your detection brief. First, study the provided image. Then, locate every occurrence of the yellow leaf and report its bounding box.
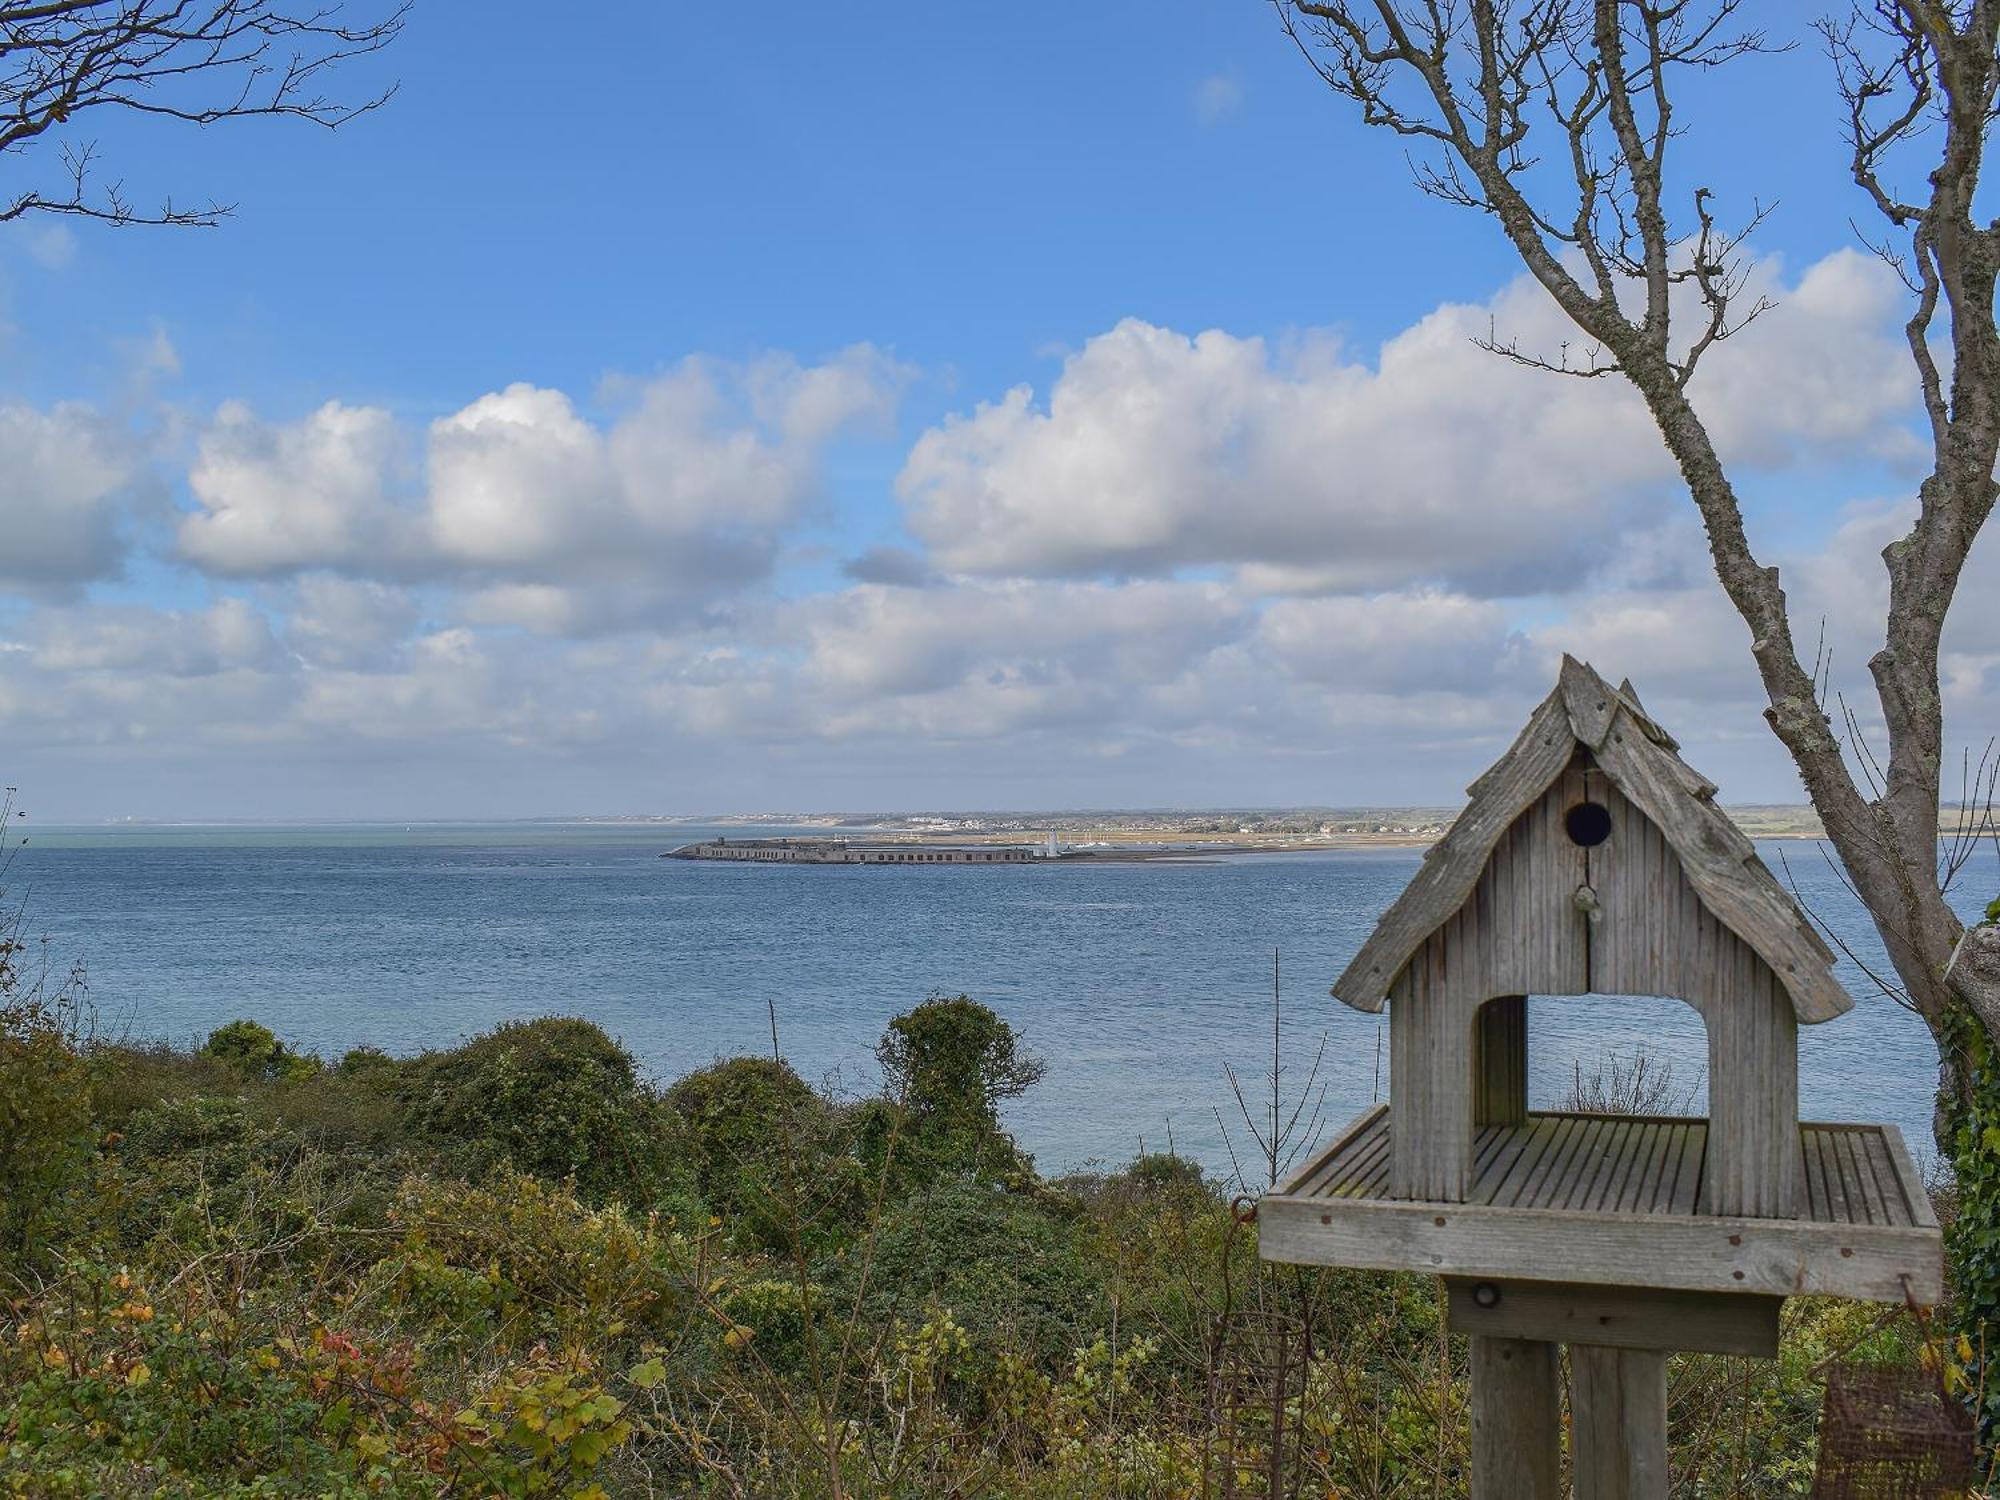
[126,1362,150,1388]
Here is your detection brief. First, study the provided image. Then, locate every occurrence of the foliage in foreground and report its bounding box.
[0,981,1965,1496]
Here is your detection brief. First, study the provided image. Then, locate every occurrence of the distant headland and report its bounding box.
[658,804,1848,866]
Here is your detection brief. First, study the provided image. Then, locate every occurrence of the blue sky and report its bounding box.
[0,2,1987,820]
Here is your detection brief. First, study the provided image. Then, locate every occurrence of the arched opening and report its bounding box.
[1469,992,1712,1148]
[1523,993,1709,1116]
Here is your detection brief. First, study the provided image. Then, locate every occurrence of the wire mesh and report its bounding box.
[1204,1308,1307,1500]
[1810,1362,1976,1500]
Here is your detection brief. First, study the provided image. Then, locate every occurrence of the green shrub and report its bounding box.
[393,1017,689,1210]
[824,1179,1105,1369]
[876,996,1042,1182]
[375,1171,690,1350]
[0,990,95,1275]
[664,1055,857,1246]
[202,1019,321,1082]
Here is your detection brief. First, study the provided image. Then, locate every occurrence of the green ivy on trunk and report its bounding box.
[1943,1002,2000,1443]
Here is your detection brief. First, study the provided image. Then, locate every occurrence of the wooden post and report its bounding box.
[1469,1335,1560,1499]
[1569,1345,1668,1500]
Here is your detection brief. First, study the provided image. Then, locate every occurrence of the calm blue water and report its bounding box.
[7,823,1977,1180]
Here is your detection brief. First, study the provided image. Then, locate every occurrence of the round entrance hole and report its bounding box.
[1565,801,1613,847]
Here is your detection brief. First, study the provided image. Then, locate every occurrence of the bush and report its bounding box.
[0,990,95,1275]
[665,1055,838,1227]
[823,1179,1105,1369]
[202,1019,321,1082]
[876,996,1042,1182]
[393,1017,689,1210]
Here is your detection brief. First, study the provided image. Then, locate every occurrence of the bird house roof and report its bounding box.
[1330,657,1850,1024]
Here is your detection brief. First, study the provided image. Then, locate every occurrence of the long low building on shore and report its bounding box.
[664,837,1040,865]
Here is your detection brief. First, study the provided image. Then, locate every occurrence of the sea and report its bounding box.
[9,821,1980,1182]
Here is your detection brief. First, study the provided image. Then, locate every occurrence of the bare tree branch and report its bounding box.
[1,0,407,227]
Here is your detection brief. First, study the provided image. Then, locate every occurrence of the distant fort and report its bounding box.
[664,836,1049,865]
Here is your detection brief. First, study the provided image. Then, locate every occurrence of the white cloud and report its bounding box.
[8,254,1987,816]
[182,400,412,576]
[285,575,422,669]
[176,347,909,627]
[16,598,281,677]
[0,400,142,592]
[896,253,1914,593]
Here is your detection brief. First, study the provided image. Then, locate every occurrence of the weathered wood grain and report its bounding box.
[1879,1123,1939,1229]
[1274,1102,1385,1197]
[1570,1345,1669,1500]
[1469,1336,1560,1499]
[1298,1109,1924,1224]
[1332,687,1575,1010]
[1257,1188,1944,1303]
[1328,658,1850,1025]
[1445,1279,1781,1356]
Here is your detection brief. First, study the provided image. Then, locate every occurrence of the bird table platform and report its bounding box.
[1258,659,1945,1500]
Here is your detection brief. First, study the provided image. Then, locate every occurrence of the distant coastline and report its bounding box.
[50,804,1889,849]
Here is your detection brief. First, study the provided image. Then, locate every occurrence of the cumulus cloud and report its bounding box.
[896,253,1914,593]
[11,252,1988,815]
[285,575,423,669]
[176,346,909,627]
[15,598,281,677]
[0,400,143,593]
[182,400,413,576]
[791,579,1246,725]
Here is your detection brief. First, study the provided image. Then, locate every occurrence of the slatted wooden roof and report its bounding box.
[1330,657,1850,1024]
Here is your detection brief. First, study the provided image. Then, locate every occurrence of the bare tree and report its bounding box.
[3,0,407,227]
[1274,0,2000,1129]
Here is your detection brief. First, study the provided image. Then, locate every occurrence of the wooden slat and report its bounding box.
[1801,1128,1826,1222]
[1338,1129,1394,1198]
[1627,1118,1678,1215]
[1280,1103,1385,1196]
[1474,1117,1552,1207]
[1824,1136,1848,1224]
[1290,1114,1927,1234]
[1316,1115,1388,1185]
[1568,1117,1623,1211]
[1480,1120,1536,1208]
[1839,1129,1877,1226]
[1668,1122,1708,1217]
[1594,1119,1647,1214]
[1839,1128,1892,1229]
[1259,1190,1946,1305]
[1525,1115,1591,1209]
[1876,1125,1934,1229]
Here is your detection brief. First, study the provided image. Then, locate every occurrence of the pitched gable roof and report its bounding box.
[1331,657,1850,1025]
